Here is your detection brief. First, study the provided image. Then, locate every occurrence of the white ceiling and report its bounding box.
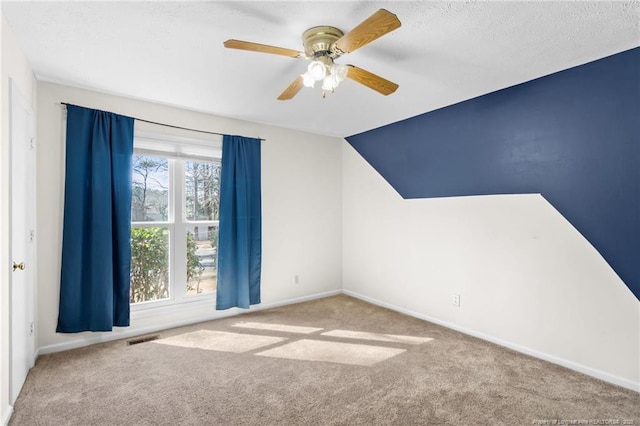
[2,1,638,137]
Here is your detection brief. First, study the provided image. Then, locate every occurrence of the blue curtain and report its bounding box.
[216,135,262,310]
[56,105,134,332]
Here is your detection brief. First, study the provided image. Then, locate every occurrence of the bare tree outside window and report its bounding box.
[185,160,221,221]
[131,156,168,222]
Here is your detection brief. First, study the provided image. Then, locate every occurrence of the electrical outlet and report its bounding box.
[452,294,460,307]
[294,275,300,285]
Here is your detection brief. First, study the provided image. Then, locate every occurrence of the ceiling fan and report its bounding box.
[223,9,401,100]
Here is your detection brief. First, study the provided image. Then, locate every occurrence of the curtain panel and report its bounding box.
[216,135,262,310]
[56,105,134,333]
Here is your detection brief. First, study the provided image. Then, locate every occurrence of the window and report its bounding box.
[129,133,222,308]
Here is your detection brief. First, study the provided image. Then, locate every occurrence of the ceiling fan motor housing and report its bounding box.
[302,26,344,58]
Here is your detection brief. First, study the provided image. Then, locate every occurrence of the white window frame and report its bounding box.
[131,131,222,313]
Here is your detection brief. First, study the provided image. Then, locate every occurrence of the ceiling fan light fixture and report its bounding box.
[307,60,327,81]
[331,63,348,82]
[322,74,339,91]
[301,72,316,88]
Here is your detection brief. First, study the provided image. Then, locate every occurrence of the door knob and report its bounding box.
[12,262,25,271]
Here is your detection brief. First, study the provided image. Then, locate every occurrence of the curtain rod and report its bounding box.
[60,102,265,141]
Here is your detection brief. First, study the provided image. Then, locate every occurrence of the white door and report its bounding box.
[9,80,35,404]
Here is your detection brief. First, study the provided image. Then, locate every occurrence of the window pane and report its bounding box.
[185,160,221,221]
[132,155,169,222]
[130,227,170,303]
[186,225,218,295]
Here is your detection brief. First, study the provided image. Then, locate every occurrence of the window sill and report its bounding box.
[131,293,217,320]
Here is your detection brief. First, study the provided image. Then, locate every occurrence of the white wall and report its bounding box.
[0,12,37,425]
[36,82,343,353]
[342,142,640,390]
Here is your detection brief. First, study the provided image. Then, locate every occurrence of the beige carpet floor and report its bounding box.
[9,295,640,425]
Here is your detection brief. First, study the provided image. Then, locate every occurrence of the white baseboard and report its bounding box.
[343,289,640,393]
[37,310,235,356]
[36,289,342,356]
[2,405,13,426]
[252,289,343,311]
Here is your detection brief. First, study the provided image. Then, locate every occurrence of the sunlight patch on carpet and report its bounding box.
[321,330,433,345]
[152,330,285,353]
[255,339,406,366]
[232,321,323,334]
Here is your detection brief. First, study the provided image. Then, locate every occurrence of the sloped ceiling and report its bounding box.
[2,1,638,137]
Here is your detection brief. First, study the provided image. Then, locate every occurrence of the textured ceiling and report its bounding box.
[2,1,639,137]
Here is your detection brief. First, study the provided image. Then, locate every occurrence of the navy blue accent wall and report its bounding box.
[346,48,640,299]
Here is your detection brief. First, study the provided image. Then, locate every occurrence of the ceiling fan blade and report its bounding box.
[333,9,401,55]
[223,39,304,58]
[346,65,398,96]
[277,76,304,100]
